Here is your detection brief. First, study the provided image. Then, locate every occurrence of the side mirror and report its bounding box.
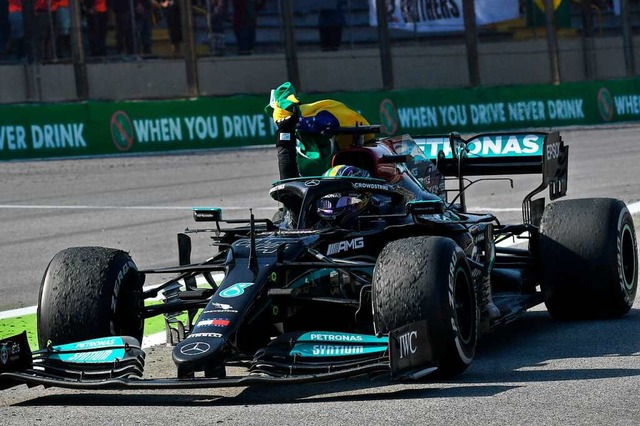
[380,154,410,164]
[406,199,445,215]
[192,207,222,222]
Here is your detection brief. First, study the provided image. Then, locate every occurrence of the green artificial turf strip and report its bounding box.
[0,305,180,349]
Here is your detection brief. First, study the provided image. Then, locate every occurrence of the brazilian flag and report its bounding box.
[267,82,373,176]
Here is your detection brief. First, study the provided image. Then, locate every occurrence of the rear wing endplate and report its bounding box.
[413,131,568,225]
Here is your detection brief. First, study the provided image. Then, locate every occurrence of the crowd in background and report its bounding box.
[0,0,347,61]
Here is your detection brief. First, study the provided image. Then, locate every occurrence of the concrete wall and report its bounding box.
[87,60,189,100]
[198,55,288,96]
[0,65,28,103]
[1,36,639,104]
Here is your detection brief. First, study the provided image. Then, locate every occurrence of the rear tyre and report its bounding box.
[373,236,478,378]
[37,246,145,348]
[539,198,638,319]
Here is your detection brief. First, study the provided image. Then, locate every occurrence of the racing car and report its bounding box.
[0,126,637,391]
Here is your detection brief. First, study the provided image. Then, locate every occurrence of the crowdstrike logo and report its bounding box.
[352,182,388,191]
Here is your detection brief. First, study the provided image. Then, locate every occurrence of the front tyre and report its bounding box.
[373,236,478,378]
[539,198,638,319]
[37,246,145,348]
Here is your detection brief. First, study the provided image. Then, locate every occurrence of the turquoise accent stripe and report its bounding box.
[45,336,129,363]
[416,133,545,159]
[49,336,126,352]
[192,207,222,211]
[49,348,126,363]
[297,331,388,345]
[290,342,387,358]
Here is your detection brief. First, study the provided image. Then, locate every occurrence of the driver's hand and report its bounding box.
[275,105,300,135]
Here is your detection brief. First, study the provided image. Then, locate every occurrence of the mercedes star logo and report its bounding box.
[305,180,320,187]
[180,342,211,356]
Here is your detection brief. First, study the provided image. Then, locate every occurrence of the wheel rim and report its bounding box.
[454,267,474,344]
[620,224,637,291]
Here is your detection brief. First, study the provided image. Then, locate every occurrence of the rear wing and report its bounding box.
[412,132,569,225]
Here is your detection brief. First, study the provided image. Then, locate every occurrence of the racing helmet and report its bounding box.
[323,164,371,179]
[316,193,371,227]
[316,165,372,227]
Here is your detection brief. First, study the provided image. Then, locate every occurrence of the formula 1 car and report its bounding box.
[1,126,637,391]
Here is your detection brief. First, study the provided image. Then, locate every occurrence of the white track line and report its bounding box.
[142,332,167,349]
[0,306,36,319]
[0,205,275,211]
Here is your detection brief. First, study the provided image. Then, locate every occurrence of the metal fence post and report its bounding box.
[280,0,300,89]
[46,0,58,61]
[180,0,199,97]
[70,0,88,99]
[375,0,393,90]
[463,0,480,87]
[128,0,138,56]
[543,0,561,84]
[621,0,636,77]
[580,0,595,80]
[22,0,42,101]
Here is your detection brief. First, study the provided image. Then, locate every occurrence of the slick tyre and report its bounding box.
[539,198,638,319]
[37,247,145,349]
[373,236,478,378]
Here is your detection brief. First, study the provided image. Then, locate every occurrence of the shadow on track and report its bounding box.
[461,308,640,383]
[10,308,640,407]
[14,383,519,407]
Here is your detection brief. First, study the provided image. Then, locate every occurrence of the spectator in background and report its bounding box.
[209,0,226,56]
[135,0,152,54]
[85,0,108,57]
[232,0,264,55]
[52,0,70,58]
[0,0,9,56]
[7,0,24,59]
[161,0,181,55]
[112,0,135,55]
[34,0,53,60]
[318,0,346,52]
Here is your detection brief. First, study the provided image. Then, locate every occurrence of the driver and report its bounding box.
[315,165,376,228]
[267,83,414,226]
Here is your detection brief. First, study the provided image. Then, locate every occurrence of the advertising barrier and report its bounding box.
[1,78,639,161]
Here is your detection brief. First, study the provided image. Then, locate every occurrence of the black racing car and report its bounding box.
[0,126,637,390]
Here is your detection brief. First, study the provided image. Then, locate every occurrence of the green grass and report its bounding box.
[0,315,37,348]
[0,305,179,350]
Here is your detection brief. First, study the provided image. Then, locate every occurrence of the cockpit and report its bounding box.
[271,135,445,230]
